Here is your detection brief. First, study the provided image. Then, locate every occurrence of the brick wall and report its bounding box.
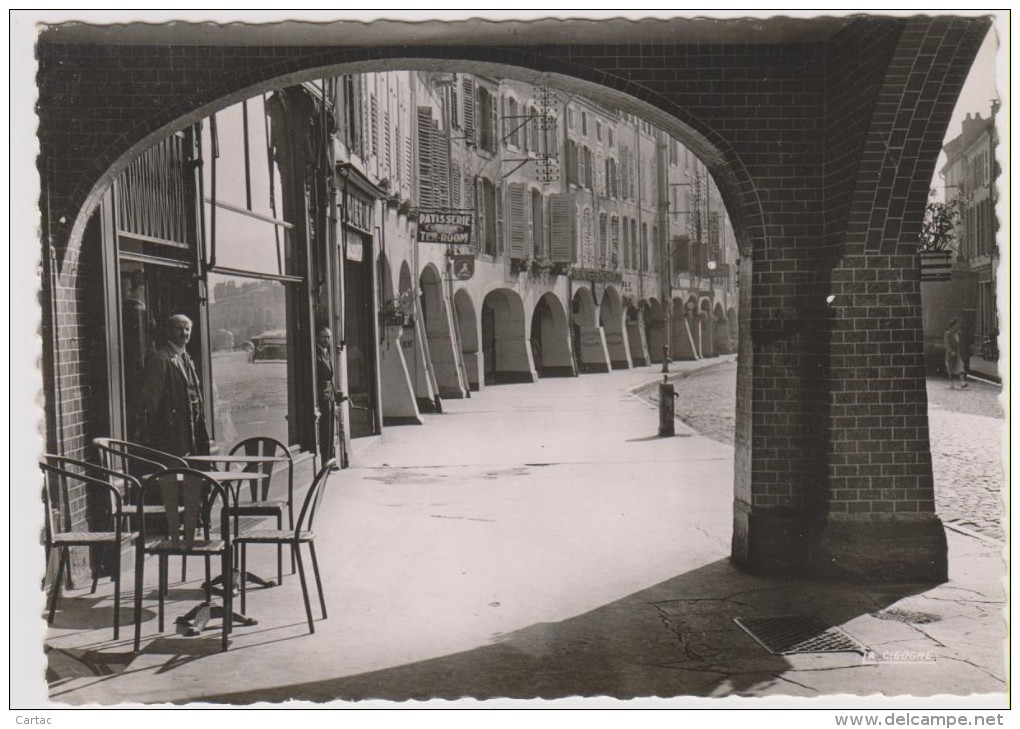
[824,18,986,516]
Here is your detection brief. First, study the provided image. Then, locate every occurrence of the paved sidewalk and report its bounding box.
[35,359,1007,707]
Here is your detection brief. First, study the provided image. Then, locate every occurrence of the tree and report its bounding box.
[918,190,965,252]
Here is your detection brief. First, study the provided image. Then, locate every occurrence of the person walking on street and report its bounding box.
[944,317,968,390]
[140,314,210,456]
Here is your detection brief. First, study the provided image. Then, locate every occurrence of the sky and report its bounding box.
[934,23,1004,195]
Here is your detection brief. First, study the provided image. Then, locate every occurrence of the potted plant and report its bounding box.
[532,256,554,274]
[380,289,417,328]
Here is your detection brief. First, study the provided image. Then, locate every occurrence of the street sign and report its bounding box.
[451,255,475,281]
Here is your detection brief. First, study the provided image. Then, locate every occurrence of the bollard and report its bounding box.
[658,374,678,437]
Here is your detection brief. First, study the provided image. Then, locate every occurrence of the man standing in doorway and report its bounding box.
[141,314,210,456]
[316,325,339,467]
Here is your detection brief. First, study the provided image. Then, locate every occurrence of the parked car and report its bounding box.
[249,330,287,362]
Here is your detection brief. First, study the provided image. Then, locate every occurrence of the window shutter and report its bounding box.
[532,191,544,257]
[465,173,475,211]
[598,213,608,268]
[417,106,435,209]
[495,181,503,255]
[451,81,460,130]
[463,77,475,142]
[622,217,629,269]
[405,136,412,194]
[611,217,620,269]
[432,119,449,207]
[489,93,498,154]
[549,193,577,264]
[507,183,528,260]
[370,93,379,158]
[450,162,461,209]
[395,120,403,189]
[473,177,482,253]
[383,110,392,177]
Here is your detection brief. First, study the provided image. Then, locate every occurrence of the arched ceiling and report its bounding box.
[40,15,854,47]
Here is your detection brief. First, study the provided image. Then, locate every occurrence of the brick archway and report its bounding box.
[36,15,994,580]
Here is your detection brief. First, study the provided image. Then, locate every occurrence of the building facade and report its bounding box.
[42,71,740,583]
[939,107,1000,357]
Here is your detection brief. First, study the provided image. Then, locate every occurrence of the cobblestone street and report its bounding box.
[649,360,1006,542]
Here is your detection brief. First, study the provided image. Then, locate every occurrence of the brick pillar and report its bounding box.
[732,16,990,581]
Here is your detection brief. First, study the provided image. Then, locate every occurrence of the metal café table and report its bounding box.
[185,455,287,590]
[173,461,278,636]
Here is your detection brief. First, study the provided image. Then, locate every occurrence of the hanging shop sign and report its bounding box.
[450,254,475,281]
[417,211,473,244]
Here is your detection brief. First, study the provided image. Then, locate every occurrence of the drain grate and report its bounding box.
[734,615,866,655]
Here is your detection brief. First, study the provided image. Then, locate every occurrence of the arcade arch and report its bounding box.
[599,286,631,370]
[420,264,467,399]
[453,289,480,391]
[571,287,609,374]
[643,298,667,365]
[481,288,535,385]
[529,293,574,378]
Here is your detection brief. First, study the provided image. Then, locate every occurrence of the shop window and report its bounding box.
[203,97,293,277]
[117,260,201,445]
[208,274,292,447]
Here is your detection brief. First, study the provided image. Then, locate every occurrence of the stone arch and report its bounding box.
[571,286,610,374]
[529,292,574,378]
[699,298,715,358]
[481,288,535,385]
[46,47,768,288]
[599,286,631,369]
[377,251,422,428]
[398,260,438,412]
[377,252,395,303]
[398,261,413,296]
[643,298,667,364]
[713,302,733,355]
[624,296,649,367]
[453,289,480,391]
[671,296,699,361]
[419,264,467,399]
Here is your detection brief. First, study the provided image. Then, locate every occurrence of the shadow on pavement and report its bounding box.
[195,559,934,704]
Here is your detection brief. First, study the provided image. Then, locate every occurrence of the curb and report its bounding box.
[628,355,738,397]
[943,520,1005,547]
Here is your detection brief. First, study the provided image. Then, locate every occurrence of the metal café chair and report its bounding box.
[93,437,192,579]
[226,436,294,585]
[235,459,336,634]
[132,468,234,652]
[40,455,139,640]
